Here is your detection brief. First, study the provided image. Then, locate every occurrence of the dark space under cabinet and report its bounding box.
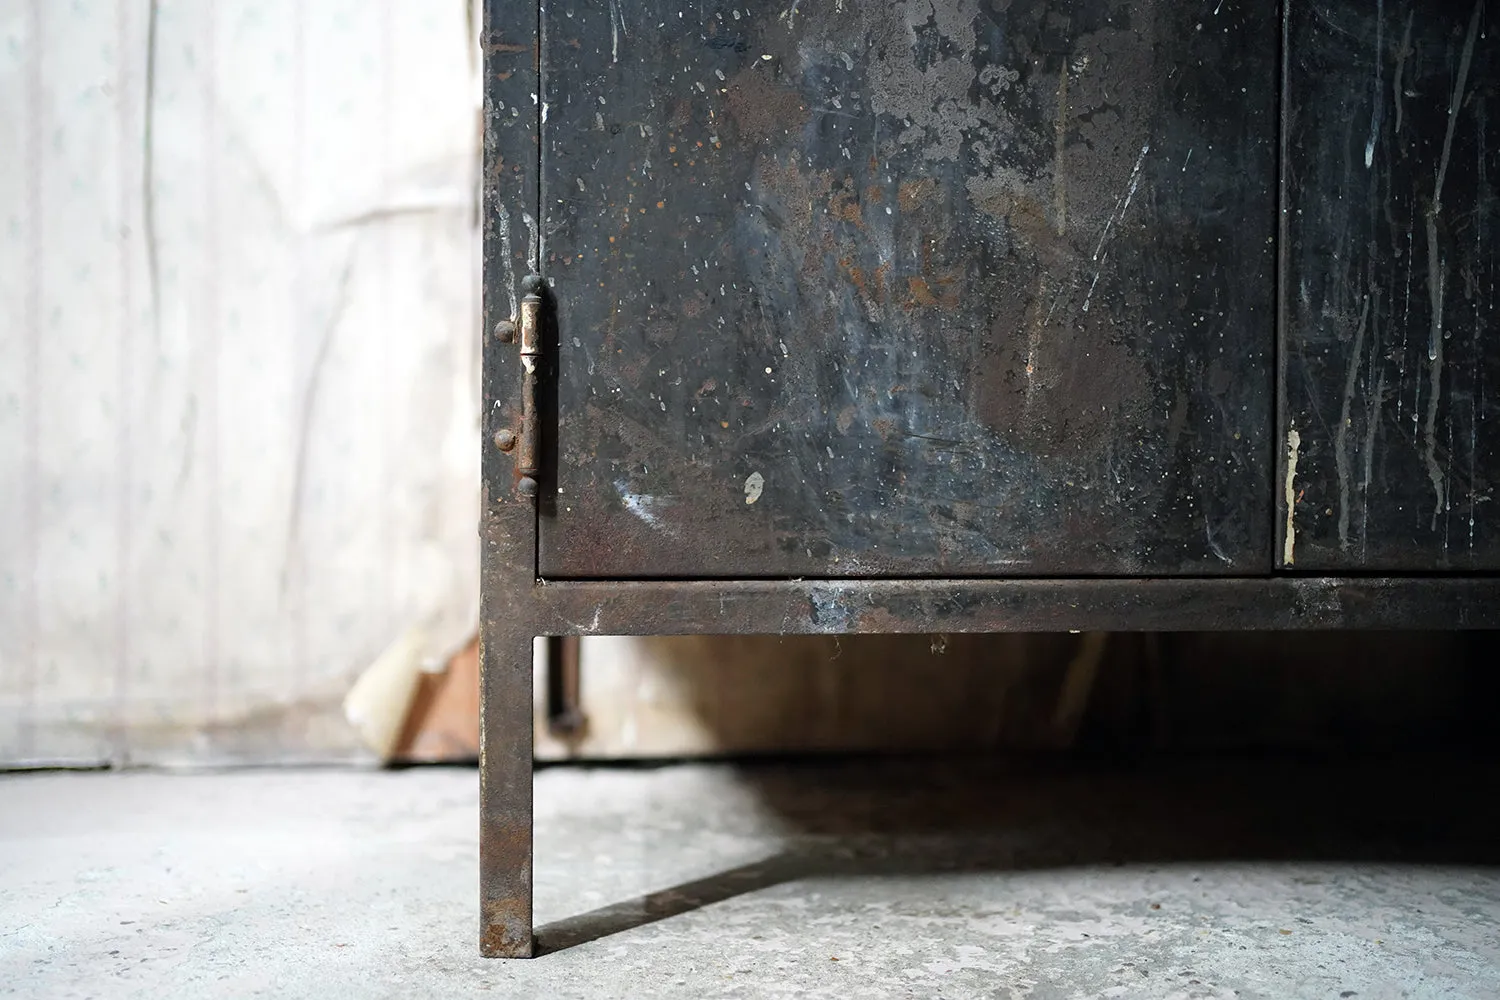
[480,0,1498,956]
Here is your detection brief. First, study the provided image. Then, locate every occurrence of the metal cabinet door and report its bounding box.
[536,0,1277,579]
[1281,0,1498,569]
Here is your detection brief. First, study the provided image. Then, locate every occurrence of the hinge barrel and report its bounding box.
[515,275,544,500]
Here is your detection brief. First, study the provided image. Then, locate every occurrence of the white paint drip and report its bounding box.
[1283,428,1301,565]
[497,205,518,321]
[744,471,765,505]
[522,212,539,272]
[608,0,623,64]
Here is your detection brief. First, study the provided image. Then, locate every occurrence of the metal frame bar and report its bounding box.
[480,0,539,958]
[484,537,1500,958]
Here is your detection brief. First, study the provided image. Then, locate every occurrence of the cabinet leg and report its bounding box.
[479,629,534,957]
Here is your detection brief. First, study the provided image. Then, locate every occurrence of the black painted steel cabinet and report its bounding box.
[481,0,1497,955]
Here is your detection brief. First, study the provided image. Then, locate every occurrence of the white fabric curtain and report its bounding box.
[0,0,482,765]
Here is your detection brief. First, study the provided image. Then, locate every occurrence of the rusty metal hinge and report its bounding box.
[494,274,545,502]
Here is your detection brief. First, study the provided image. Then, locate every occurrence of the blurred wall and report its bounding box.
[0,0,482,765]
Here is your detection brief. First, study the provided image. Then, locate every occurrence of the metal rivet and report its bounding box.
[494,429,517,452]
[517,476,539,498]
[494,320,516,344]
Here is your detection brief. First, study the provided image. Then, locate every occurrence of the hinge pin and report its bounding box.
[515,275,545,501]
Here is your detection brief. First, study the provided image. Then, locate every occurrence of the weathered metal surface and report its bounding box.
[525,576,1500,636]
[538,0,1277,579]
[1281,0,1498,569]
[480,0,1500,959]
[480,0,539,960]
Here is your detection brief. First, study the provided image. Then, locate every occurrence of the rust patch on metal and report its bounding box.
[481,899,533,958]
[904,275,959,310]
[828,184,867,228]
[725,67,808,143]
[898,178,937,213]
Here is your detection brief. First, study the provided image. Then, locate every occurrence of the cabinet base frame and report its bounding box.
[479,526,1500,956]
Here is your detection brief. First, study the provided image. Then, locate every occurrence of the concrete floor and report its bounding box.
[3,758,1499,999]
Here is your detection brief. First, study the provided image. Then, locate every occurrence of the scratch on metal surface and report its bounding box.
[1284,427,1301,565]
[1053,60,1068,235]
[1420,0,1479,528]
[1471,98,1487,553]
[1361,313,1386,560]
[1084,142,1150,313]
[565,604,604,634]
[1365,0,1384,168]
[1392,12,1413,136]
[1424,218,1449,524]
[1203,509,1231,565]
[1432,0,1482,216]
[1336,295,1371,552]
[808,587,856,632]
[1025,276,1046,407]
[1091,142,1151,263]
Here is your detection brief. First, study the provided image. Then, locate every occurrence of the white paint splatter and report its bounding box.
[616,480,673,533]
[744,471,765,505]
[1202,510,1231,565]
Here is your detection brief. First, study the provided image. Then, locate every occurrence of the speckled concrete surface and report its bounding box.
[3,758,1499,999]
